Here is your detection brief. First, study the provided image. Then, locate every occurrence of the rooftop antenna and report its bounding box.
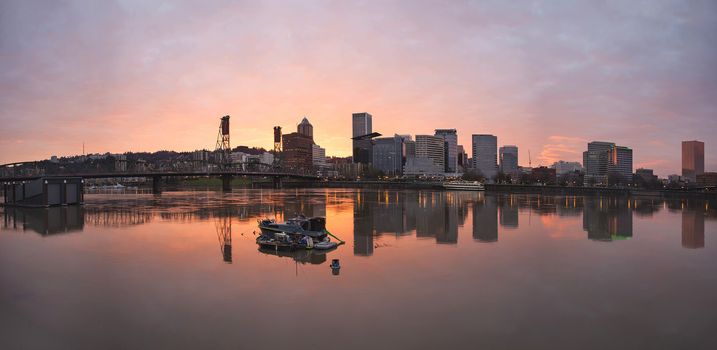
[529,150,532,168]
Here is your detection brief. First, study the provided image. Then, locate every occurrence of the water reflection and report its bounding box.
[474,195,498,242]
[682,209,705,249]
[2,206,84,235]
[2,191,714,253]
[583,197,633,241]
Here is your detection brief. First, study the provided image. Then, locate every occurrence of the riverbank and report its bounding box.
[290,181,716,199]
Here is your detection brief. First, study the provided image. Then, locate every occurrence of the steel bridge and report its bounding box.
[0,170,319,193]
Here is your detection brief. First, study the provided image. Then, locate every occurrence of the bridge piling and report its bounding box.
[221,174,232,192]
[152,176,162,194]
[273,176,282,189]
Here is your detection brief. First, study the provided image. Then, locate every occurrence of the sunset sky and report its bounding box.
[1,0,716,176]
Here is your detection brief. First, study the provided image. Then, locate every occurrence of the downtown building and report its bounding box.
[472,134,498,180]
[352,112,373,165]
[552,161,583,175]
[583,141,632,185]
[434,129,458,173]
[682,140,704,183]
[607,145,633,182]
[499,145,519,175]
[372,135,405,176]
[404,135,445,176]
[457,145,469,172]
[282,117,315,172]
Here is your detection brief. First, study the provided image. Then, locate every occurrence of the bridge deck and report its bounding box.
[0,171,318,182]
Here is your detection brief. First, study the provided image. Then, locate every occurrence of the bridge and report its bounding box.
[0,170,318,193]
[0,115,321,194]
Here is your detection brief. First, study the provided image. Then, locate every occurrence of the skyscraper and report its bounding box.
[435,129,458,173]
[499,145,518,175]
[416,135,445,171]
[583,141,614,185]
[404,135,445,175]
[607,145,633,182]
[682,140,705,182]
[298,117,313,139]
[282,132,313,171]
[372,135,405,176]
[472,134,498,180]
[352,112,372,164]
[457,145,468,170]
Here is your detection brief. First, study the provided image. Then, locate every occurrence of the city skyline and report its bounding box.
[2,1,717,177]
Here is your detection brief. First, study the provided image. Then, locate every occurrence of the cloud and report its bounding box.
[1,0,716,177]
[537,135,588,166]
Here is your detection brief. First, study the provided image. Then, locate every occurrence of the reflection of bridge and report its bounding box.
[1,171,319,193]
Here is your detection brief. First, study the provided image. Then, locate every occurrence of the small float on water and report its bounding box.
[256,215,343,251]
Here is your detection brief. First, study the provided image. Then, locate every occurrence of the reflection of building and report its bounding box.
[499,198,518,228]
[681,210,705,249]
[437,202,458,244]
[3,206,84,235]
[353,191,374,256]
[682,140,704,183]
[473,195,498,242]
[582,197,633,241]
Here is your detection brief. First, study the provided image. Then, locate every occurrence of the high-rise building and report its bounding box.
[404,135,444,175]
[435,129,458,173]
[583,141,615,185]
[607,145,632,182]
[405,140,416,159]
[352,112,373,164]
[457,145,468,170]
[312,144,327,169]
[372,135,405,176]
[416,135,445,170]
[282,132,313,171]
[499,145,518,175]
[298,117,313,139]
[682,140,705,182]
[472,134,498,180]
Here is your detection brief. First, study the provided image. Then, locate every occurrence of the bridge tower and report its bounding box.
[215,115,231,169]
[273,126,282,168]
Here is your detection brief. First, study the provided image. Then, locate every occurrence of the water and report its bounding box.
[1,189,715,349]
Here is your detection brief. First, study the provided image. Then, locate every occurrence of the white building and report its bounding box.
[312,144,327,169]
[551,161,583,175]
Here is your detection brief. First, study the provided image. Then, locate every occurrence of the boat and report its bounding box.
[442,181,485,191]
[257,215,331,250]
[330,259,340,269]
[314,240,338,250]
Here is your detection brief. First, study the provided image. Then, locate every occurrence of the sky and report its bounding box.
[1,0,716,177]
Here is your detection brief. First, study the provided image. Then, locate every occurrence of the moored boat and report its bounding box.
[442,181,485,191]
[257,215,340,250]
